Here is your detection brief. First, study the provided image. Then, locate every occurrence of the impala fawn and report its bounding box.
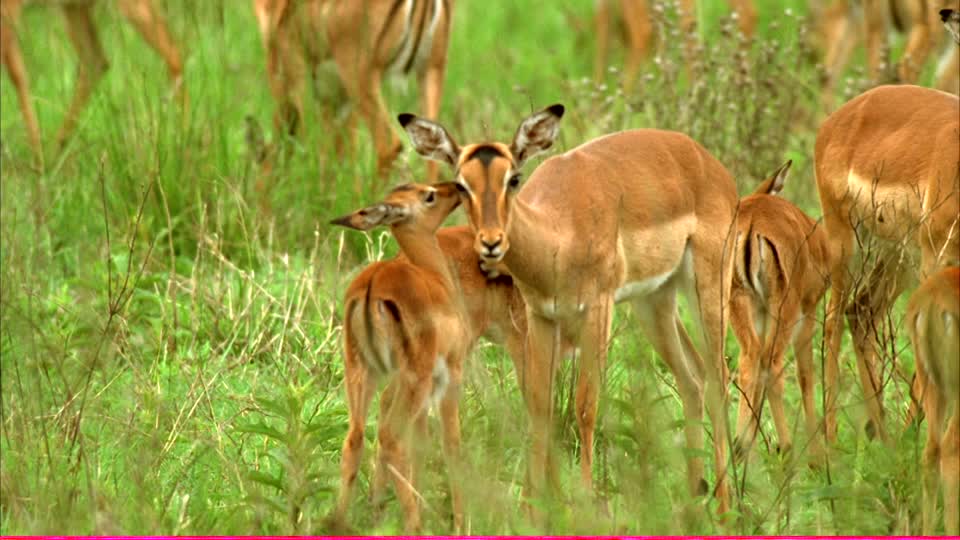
[730,160,831,464]
[330,181,527,532]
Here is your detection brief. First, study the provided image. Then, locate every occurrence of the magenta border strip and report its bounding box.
[0,536,949,539]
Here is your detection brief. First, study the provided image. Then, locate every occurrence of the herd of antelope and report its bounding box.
[2,0,959,535]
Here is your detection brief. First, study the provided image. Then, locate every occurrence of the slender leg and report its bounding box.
[620,0,652,93]
[574,302,613,492]
[941,411,959,535]
[331,50,400,183]
[439,370,464,532]
[633,288,707,500]
[377,376,431,533]
[921,377,944,536]
[594,0,612,84]
[731,292,762,461]
[332,337,377,528]
[116,0,183,94]
[820,204,855,443]
[0,1,42,163]
[688,234,734,518]
[895,0,932,83]
[793,314,823,464]
[520,310,562,521]
[57,3,110,149]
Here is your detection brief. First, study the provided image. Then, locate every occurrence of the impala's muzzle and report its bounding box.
[477,231,506,261]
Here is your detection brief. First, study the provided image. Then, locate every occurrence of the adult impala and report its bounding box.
[399,105,739,516]
[729,160,832,463]
[252,0,452,180]
[907,265,959,536]
[0,0,183,162]
[816,85,959,443]
[330,183,527,532]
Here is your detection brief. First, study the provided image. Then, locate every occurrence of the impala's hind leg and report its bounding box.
[332,337,376,529]
[57,3,109,149]
[0,1,42,163]
[633,285,707,501]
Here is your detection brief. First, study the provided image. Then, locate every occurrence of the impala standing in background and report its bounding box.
[815,85,959,443]
[400,105,739,517]
[729,160,832,464]
[253,0,452,182]
[0,0,183,163]
[814,0,959,109]
[594,0,755,91]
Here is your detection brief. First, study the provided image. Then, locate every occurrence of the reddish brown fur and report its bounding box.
[815,0,959,110]
[730,162,833,465]
[401,107,740,518]
[907,266,959,535]
[252,0,452,183]
[332,186,526,533]
[816,85,959,443]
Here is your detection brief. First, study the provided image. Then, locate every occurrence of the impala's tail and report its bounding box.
[344,271,411,378]
[735,222,783,304]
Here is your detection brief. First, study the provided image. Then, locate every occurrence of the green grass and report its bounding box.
[0,0,944,534]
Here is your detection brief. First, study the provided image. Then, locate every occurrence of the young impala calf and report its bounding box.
[329,183,526,532]
[400,105,740,517]
[730,160,832,464]
[0,0,183,162]
[252,0,452,181]
[907,266,959,535]
[816,85,959,443]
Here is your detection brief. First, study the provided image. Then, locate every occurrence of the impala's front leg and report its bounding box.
[574,302,613,492]
[730,293,761,461]
[58,3,109,149]
[0,0,42,164]
[438,368,464,532]
[521,310,562,516]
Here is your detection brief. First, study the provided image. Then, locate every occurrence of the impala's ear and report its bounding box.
[754,159,792,197]
[329,203,409,231]
[510,104,565,167]
[398,113,461,167]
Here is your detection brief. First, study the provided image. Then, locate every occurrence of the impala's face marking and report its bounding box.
[456,143,518,262]
[398,103,565,263]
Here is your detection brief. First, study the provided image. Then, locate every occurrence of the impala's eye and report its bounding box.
[424,191,436,204]
[507,173,522,190]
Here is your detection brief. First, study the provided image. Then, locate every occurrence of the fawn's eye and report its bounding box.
[454,183,468,194]
[507,173,522,190]
[424,191,436,204]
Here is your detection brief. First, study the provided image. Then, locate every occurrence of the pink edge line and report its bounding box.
[0,536,949,540]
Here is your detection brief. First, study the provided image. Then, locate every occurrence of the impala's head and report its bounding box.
[397,104,565,263]
[941,5,960,45]
[329,182,461,233]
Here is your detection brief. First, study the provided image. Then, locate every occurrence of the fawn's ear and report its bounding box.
[398,113,461,167]
[754,159,792,197]
[329,203,409,231]
[510,104,565,167]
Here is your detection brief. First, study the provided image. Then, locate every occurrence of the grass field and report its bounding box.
[0,0,951,534]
